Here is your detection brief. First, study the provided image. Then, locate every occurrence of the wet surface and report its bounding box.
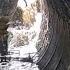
[0,52,39,70]
[0,0,44,70]
[0,13,42,70]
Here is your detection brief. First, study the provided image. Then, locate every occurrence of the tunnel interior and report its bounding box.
[0,0,70,70]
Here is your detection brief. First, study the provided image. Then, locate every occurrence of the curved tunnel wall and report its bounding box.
[46,0,70,69]
[37,0,70,70]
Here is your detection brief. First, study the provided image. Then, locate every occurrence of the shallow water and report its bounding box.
[0,13,42,70]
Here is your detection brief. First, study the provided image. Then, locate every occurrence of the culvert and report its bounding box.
[0,0,70,70]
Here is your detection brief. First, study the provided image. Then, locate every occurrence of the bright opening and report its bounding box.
[7,0,49,70]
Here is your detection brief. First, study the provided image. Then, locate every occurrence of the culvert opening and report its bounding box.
[8,0,49,58]
[0,0,49,70]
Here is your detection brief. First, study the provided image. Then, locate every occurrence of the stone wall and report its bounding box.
[0,0,18,61]
[0,0,18,17]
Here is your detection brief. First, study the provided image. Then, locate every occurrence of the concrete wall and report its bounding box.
[37,0,70,70]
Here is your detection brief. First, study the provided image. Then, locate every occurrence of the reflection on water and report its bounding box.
[0,12,42,70]
[0,0,43,70]
[0,58,39,70]
[0,13,42,70]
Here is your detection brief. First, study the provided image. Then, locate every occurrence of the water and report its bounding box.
[0,13,42,70]
[0,0,44,69]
